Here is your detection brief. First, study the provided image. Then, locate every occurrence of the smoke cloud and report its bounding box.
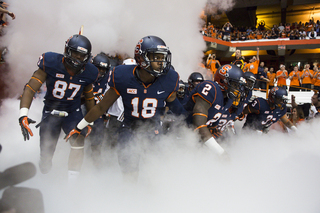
[0,0,223,96]
[2,1,319,213]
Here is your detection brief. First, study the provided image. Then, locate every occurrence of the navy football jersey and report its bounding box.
[38,52,99,112]
[243,97,287,131]
[184,80,234,134]
[108,65,179,124]
[215,90,252,133]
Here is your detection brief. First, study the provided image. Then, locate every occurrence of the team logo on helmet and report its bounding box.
[134,39,143,55]
[219,64,232,77]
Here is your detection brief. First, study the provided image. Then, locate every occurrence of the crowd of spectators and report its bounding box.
[201,18,320,41]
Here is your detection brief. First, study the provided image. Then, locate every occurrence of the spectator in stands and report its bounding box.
[315,22,320,34]
[231,49,246,70]
[309,92,320,119]
[244,47,260,80]
[207,22,214,37]
[300,63,313,91]
[222,22,233,41]
[313,66,320,92]
[246,26,253,35]
[278,23,285,32]
[259,66,270,92]
[201,24,208,36]
[306,18,314,33]
[280,29,287,38]
[289,106,305,126]
[256,30,263,39]
[262,30,270,39]
[239,32,247,41]
[267,67,276,90]
[285,23,291,34]
[217,31,223,40]
[276,64,288,89]
[206,53,220,76]
[308,28,317,39]
[300,27,307,39]
[289,66,301,91]
[270,28,279,39]
[289,30,296,40]
[256,61,265,90]
[248,31,256,40]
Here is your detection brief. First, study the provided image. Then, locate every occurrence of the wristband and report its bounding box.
[76,118,90,130]
[19,107,29,117]
[291,126,298,132]
[204,137,225,155]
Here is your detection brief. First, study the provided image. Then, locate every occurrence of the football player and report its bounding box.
[65,35,185,182]
[177,80,186,103]
[214,71,256,138]
[184,64,246,155]
[19,35,99,179]
[241,86,297,133]
[187,72,204,92]
[180,72,204,105]
[103,58,136,150]
[87,52,111,164]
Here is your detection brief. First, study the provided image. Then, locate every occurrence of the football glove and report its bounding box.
[65,126,92,142]
[19,116,36,141]
[94,93,104,102]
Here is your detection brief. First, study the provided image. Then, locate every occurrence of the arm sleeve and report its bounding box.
[166,98,187,116]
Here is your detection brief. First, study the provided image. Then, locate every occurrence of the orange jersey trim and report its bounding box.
[191,81,217,107]
[193,113,208,118]
[26,84,36,93]
[85,96,94,100]
[167,74,180,100]
[83,88,93,93]
[194,125,207,131]
[31,77,43,85]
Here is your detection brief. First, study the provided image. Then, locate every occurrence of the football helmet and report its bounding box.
[188,72,204,90]
[64,34,92,73]
[91,52,110,79]
[134,35,171,77]
[268,86,288,108]
[243,71,256,91]
[177,80,186,99]
[214,64,245,106]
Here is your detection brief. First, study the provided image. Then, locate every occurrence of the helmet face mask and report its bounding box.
[177,83,185,99]
[227,78,246,107]
[134,36,171,77]
[64,35,92,74]
[188,72,204,90]
[243,72,256,91]
[91,53,110,79]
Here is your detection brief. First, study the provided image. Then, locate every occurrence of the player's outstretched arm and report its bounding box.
[280,114,297,131]
[19,69,46,140]
[193,96,225,155]
[65,87,119,141]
